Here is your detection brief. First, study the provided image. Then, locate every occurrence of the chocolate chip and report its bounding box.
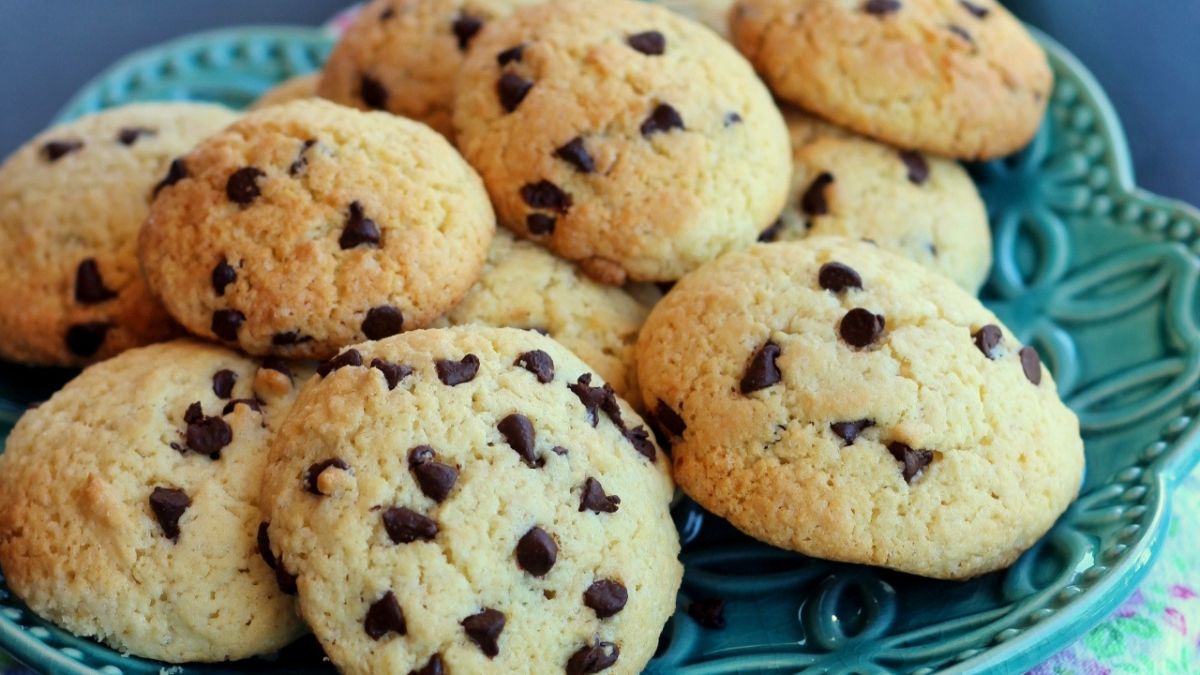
[818,262,863,293]
[758,218,783,242]
[317,349,364,377]
[831,419,874,445]
[372,358,412,390]
[960,0,990,18]
[888,442,933,483]
[568,373,610,426]
[948,24,974,43]
[801,172,835,216]
[436,354,480,385]
[149,487,191,542]
[580,477,620,513]
[452,14,483,50]
[272,331,312,346]
[184,401,204,425]
[364,591,407,640]
[288,139,317,176]
[688,598,727,629]
[257,521,276,569]
[498,413,541,467]
[583,579,628,618]
[222,398,262,415]
[212,369,237,398]
[186,405,233,458]
[1020,346,1042,385]
[567,641,619,675]
[552,445,568,456]
[65,322,111,357]
[74,258,117,304]
[497,43,525,65]
[408,446,458,502]
[515,350,554,383]
[154,158,188,196]
[640,103,684,136]
[555,137,595,173]
[380,6,395,20]
[211,309,245,342]
[383,507,438,543]
[410,654,445,675]
[527,213,557,235]
[461,609,505,658]
[973,325,1003,359]
[226,167,265,206]
[117,127,155,146]
[863,0,902,15]
[498,72,533,112]
[625,425,656,461]
[211,259,236,296]
[654,401,686,437]
[740,341,782,394]
[521,180,572,212]
[361,74,389,110]
[305,458,350,495]
[339,201,382,249]
[41,139,83,162]
[899,149,929,185]
[274,564,298,595]
[515,526,557,576]
[724,111,743,126]
[261,357,293,380]
[627,30,666,55]
[358,305,403,340]
[839,309,885,349]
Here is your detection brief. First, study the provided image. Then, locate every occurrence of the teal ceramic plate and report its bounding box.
[2,22,1199,675]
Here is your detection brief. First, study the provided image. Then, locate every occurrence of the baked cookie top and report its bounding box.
[260,326,680,674]
[0,340,310,662]
[139,98,495,359]
[637,237,1083,579]
[0,103,237,366]
[454,0,791,284]
[730,0,1052,159]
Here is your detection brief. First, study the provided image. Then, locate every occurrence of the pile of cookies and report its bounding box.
[0,0,1084,672]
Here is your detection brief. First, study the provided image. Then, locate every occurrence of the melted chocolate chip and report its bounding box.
[498,72,533,112]
[625,425,656,461]
[212,369,237,398]
[568,373,609,426]
[758,218,784,242]
[340,201,382,249]
[521,180,572,212]
[42,139,83,162]
[583,579,628,618]
[117,127,156,146]
[831,419,874,445]
[801,172,835,216]
[305,458,349,495]
[410,654,445,675]
[640,103,684,136]
[436,354,480,385]
[272,331,312,347]
[257,522,276,569]
[149,487,191,541]
[371,358,412,390]
[184,401,204,425]
[461,608,505,658]
[818,262,863,293]
[515,350,554,383]
[567,641,619,675]
[556,137,595,173]
[65,322,111,357]
[864,0,902,15]
[498,414,541,467]
[362,305,404,340]
[580,477,620,513]
[74,258,117,304]
[628,30,666,55]
[383,507,438,543]
[361,74,389,110]
[1020,346,1042,385]
[222,398,262,415]
[899,149,930,184]
[888,442,933,483]
[211,309,245,342]
[289,139,317,176]
[261,356,293,380]
[364,591,407,639]
[409,446,459,502]
[654,401,686,437]
[226,167,265,206]
[317,349,364,377]
[527,213,556,235]
[688,598,727,629]
[960,0,990,18]
[154,158,188,196]
[724,111,744,126]
[839,309,885,349]
[186,405,233,459]
[515,526,557,576]
[211,258,236,296]
[973,325,1003,359]
[452,14,484,50]
[740,341,782,394]
[274,563,298,595]
[497,43,525,65]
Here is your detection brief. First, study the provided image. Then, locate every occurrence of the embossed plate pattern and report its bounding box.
[0,22,1197,675]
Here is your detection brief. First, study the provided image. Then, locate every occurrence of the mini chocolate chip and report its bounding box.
[257,522,277,569]
[567,641,619,675]
[839,309,885,348]
[186,407,232,458]
[724,111,743,126]
[654,401,686,436]
[899,149,930,184]
[65,322,111,357]
[801,172,835,216]
[261,356,293,380]
[226,167,265,206]
[364,591,407,639]
[289,139,317,176]
[515,350,554,383]
[212,369,237,398]
[305,458,350,495]
[74,258,117,304]
[497,43,525,65]
[274,563,298,595]
[583,579,627,618]
[818,262,863,293]
[317,349,364,377]
[436,354,480,385]
[461,608,505,658]
[625,426,656,461]
[498,414,541,467]
[556,137,595,173]
[740,341,782,394]
[42,139,83,162]
[340,201,382,249]
[410,654,445,675]
[973,325,1003,359]
[888,442,933,483]
[864,0,902,15]
[831,419,874,445]
[211,258,236,296]
[117,127,155,146]
[580,477,620,513]
[383,507,438,543]
[1020,346,1042,385]
[222,398,262,415]
[361,74,389,110]
[527,213,557,235]
[211,309,245,342]
[362,305,404,340]
[948,24,974,43]
[452,14,483,50]
[758,218,783,242]
[688,598,727,629]
[498,72,533,112]
[154,158,188,196]
[568,373,610,426]
[521,180,572,212]
[640,103,684,136]
[408,447,459,503]
[515,526,557,576]
[149,487,191,541]
[371,358,412,390]
[628,30,666,55]
[272,331,313,346]
[960,0,990,18]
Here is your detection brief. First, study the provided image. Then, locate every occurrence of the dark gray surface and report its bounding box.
[0,1,1197,207]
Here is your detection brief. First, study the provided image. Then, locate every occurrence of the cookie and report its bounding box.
[139,98,495,360]
[454,0,791,284]
[434,230,651,403]
[636,237,1083,579]
[729,0,1052,159]
[0,103,238,366]
[0,340,311,661]
[656,0,735,38]
[318,0,543,138]
[260,326,680,674]
[251,73,320,109]
[763,107,991,293]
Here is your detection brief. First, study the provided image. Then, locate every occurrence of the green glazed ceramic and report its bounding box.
[1,22,1199,675]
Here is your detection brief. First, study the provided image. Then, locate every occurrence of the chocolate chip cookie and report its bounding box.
[251,73,320,109]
